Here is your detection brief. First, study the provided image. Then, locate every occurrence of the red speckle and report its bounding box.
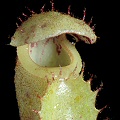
[50,0,55,11]
[37,94,42,99]
[99,105,108,114]
[40,4,45,12]
[30,49,32,53]
[87,74,94,83]
[73,64,78,73]
[12,36,15,40]
[30,42,38,49]
[18,17,23,22]
[41,23,47,28]
[22,13,28,17]
[39,39,50,62]
[83,8,86,21]
[26,7,35,14]
[26,92,30,98]
[35,42,38,47]
[53,38,55,43]
[80,115,82,118]
[29,25,36,36]
[88,16,93,26]
[25,36,29,44]
[32,109,39,114]
[51,72,55,81]
[73,34,92,44]
[56,44,62,55]
[38,23,47,29]
[31,43,35,48]
[16,23,19,28]
[20,29,24,33]
[45,39,50,46]
[59,66,62,76]
[68,5,71,15]
[53,38,62,55]
[92,24,96,30]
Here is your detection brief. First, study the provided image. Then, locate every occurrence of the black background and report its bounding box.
[0,0,118,119]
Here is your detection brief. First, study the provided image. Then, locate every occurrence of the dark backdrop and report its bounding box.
[0,0,118,119]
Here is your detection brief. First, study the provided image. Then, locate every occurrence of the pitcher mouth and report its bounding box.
[29,34,71,67]
[16,33,82,79]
